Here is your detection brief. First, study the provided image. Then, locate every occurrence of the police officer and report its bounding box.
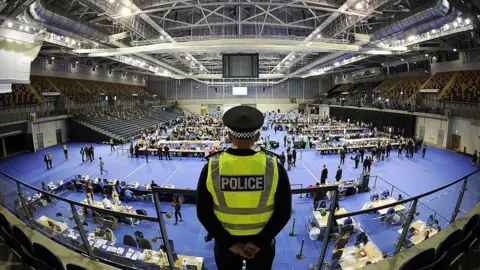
[196,106,292,270]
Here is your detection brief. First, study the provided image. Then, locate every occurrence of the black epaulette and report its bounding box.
[207,150,224,158]
[260,148,280,159]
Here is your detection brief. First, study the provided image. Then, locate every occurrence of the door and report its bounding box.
[37,133,44,149]
[56,129,62,144]
[437,130,444,146]
[419,126,425,139]
[451,134,461,150]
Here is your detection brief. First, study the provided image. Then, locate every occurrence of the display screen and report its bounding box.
[232,87,248,95]
[223,54,259,78]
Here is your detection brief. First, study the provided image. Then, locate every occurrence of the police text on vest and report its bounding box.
[220,175,265,191]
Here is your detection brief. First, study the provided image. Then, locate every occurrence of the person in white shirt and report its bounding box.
[203,146,210,161]
[102,194,113,210]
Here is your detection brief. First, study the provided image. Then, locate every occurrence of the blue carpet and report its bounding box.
[0,128,478,269]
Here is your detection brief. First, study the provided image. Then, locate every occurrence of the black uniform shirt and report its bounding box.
[196,148,292,249]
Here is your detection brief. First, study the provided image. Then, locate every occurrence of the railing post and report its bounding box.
[15,182,34,227]
[318,188,338,268]
[152,190,174,270]
[69,203,94,257]
[395,198,418,254]
[373,176,377,188]
[450,176,468,223]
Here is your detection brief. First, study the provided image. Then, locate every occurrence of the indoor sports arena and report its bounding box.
[0,0,479,269]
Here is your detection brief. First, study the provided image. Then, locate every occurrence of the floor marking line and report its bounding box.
[161,165,182,187]
[124,163,147,179]
[302,164,319,183]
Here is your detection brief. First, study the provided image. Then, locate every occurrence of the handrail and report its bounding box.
[0,172,158,222]
[335,168,480,219]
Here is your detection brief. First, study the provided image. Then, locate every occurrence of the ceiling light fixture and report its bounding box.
[355,2,363,9]
[453,48,457,52]
[7,22,12,28]
[431,29,437,34]
[121,7,131,15]
[465,18,471,25]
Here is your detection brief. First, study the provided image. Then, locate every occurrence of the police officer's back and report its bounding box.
[196,106,292,270]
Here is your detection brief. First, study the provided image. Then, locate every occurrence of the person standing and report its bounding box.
[129,143,134,158]
[63,144,68,160]
[335,166,342,182]
[359,146,365,162]
[354,150,360,169]
[340,148,346,165]
[99,157,108,174]
[397,143,402,157]
[386,143,392,158]
[422,143,427,158]
[44,153,50,170]
[321,165,328,184]
[279,152,286,168]
[283,134,287,147]
[164,145,171,160]
[472,150,478,166]
[80,147,85,162]
[367,156,372,173]
[47,153,53,169]
[196,106,291,270]
[134,144,140,158]
[110,138,115,152]
[145,148,150,163]
[91,145,95,160]
[287,149,293,171]
[312,182,323,210]
[172,194,183,225]
[292,148,297,167]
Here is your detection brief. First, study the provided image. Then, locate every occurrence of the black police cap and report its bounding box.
[223,106,264,139]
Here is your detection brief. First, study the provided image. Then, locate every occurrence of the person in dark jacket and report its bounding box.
[359,146,365,162]
[164,145,171,160]
[312,182,324,210]
[422,143,427,158]
[340,149,346,165]
[80,147,85,162]
[129,143,134,158]
[363,156,369,173]
[292,148,297,167]
[472,150,478,166]
[91,145,95,160]
[320,165,328,184]
[172,194,183,225]
[44,154,50,169]
[386,143,392,158]
[134,144,140,158]
[335,166,342,182]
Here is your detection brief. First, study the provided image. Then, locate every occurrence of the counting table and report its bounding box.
[398,220,438,246]
[339,241,384,269]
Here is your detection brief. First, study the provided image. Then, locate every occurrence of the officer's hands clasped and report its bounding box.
[230,242,261,259]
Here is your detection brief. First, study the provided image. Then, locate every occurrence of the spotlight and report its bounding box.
[453,21,459,28]
[425,54,429,57]
[401,59,404,61]
[71,40,76,45]
[121,7,131,15]
[51,57,55,60]
[24,26,29,32]
[453,48,457,52]
[355,2,363,9]
[465,18,471,25]
[444,24,450,30]
[457,17,462,23]
[19,25,24,30]
[109,0,115,3]
[65,37,70,43]
[7,21,12,28]
[431,29,437,34]
[75,61,79,64]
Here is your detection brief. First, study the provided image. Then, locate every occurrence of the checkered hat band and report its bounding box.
[226,127,260,139]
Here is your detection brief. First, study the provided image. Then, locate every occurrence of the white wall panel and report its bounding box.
[31,116,69,151]
[415,116,449,147]
[450,117,480,154]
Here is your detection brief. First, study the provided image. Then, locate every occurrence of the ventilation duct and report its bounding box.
[371,0,451,41]
[390,7,459,41]
[316,53,357,69]
[30,0,109,43]
[22,12,92,44]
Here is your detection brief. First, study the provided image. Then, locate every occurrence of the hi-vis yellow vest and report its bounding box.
[206,151,278,236]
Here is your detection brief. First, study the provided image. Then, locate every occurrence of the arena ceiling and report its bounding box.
[1,0,479,85]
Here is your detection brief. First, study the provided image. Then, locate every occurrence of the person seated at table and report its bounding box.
[318,201,327,210]
[386,207,395,215]
[354,231,368,246]
[333,234,349,251]
[381,189,390,200]
[102,194,113,210]
[97,179,105,194]
[426,215,435,227]
[397,194,403,201]
[424,230,430,241]
[124,189,137,202]
[329,201,340,212]
[370,192,380,201]
[404,227,416,248]
[343,216,353,225]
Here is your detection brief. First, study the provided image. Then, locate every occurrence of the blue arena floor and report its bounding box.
[0,128,479,270]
